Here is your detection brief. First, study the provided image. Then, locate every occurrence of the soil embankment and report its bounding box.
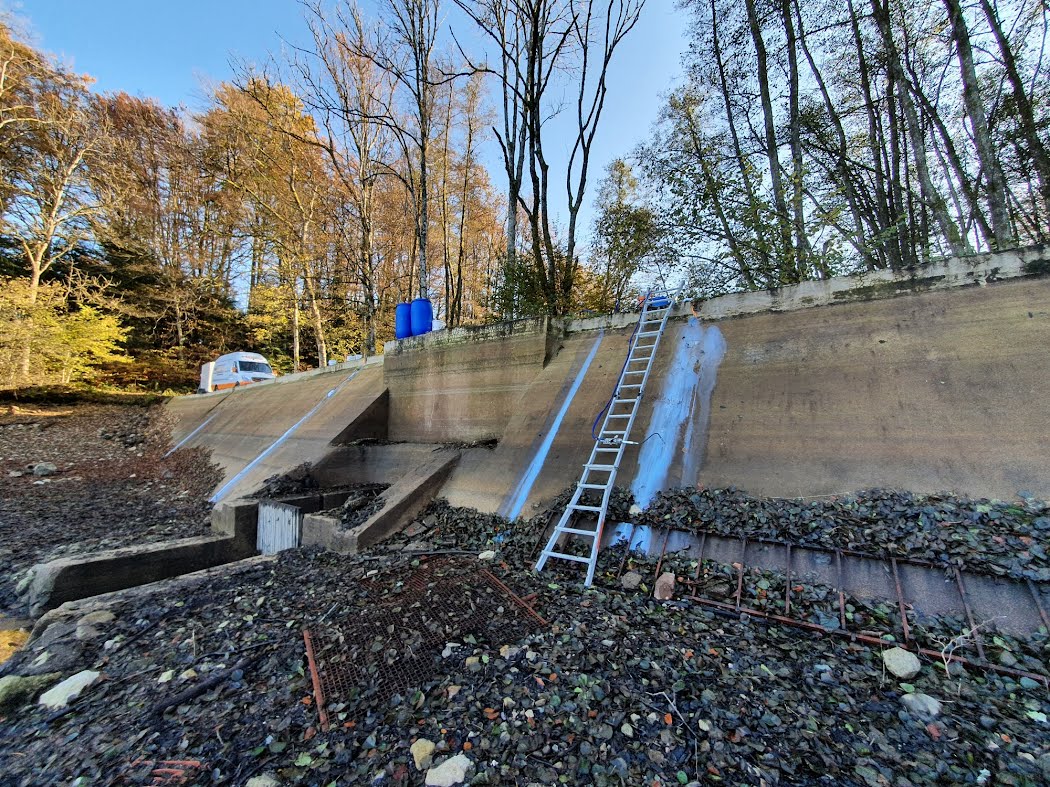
[0,403,221,616]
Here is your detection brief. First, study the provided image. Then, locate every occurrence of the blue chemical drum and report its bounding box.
[410,298,434,337]
[395,302,412,339]
[648,296,671,309]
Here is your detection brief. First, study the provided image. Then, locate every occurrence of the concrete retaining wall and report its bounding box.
[166,245,1050,519]
[383,317,554,443]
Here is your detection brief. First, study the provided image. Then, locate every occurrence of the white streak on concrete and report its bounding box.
[500,332,604,520]
[164,412,219,458]
[209,370,361,504]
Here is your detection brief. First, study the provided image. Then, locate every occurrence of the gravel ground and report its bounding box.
[0,501,1046,786]
[641,487,1050,581]
[0,404,221,616]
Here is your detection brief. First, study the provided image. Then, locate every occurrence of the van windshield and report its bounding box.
[238,361,272,374]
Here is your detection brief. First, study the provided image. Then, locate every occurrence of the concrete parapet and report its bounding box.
[568,244,1050,333]
[25,534,259,616]
[210,498,259,550]
[303,449,461,553]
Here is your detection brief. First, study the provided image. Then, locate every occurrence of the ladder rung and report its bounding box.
[619,383,642,388]
[578,483,606,489]
[593,447,620,453]
[561,527,599,537]
[637,331,660,337]
[571,504,604,513]
[546,552,590,564]
[584,463,616,470]
[606,413,631,419]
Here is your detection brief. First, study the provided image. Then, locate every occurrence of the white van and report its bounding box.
[198,352,276,393]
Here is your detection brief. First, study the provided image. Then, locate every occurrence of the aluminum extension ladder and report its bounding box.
[535,286,682,585]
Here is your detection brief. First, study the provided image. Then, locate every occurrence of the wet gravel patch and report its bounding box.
[642,488,1050,581]
[0,404,221,615]
[0,501,1046,785]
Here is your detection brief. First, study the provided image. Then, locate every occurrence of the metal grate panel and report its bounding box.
[256,500,302,555]
[303,557,546,730]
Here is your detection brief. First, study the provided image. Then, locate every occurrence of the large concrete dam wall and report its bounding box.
[167,245,1050,516]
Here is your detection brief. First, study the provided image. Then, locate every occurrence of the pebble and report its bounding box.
[424,753,474,786]
[900,693,942,720]
[411,738,436,770]
[653,572,676,600]
[620,571,643,590]
[31,462,57,477]
[881,647,921,679]
[477,550,497,561]
[38,670,101,710]
[0,673,62,711]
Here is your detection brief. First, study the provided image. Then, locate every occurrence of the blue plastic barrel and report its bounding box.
[649,296,671,309]
[410,298,434,337]
[394,303,412,339]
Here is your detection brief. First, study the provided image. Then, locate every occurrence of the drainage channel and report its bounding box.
[531,517,1049,687]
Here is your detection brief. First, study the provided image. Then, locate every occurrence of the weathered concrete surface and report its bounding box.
[166,359,387,502]
[303,449,460,553]
[23,503,261,615]
[441,328,636,516]
[383,317,552,443]
[439,250,1050,510]
[21,556,276,653]
[699,274,1050,499]
[312,443,444,487]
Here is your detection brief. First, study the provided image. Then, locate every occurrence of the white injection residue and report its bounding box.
[631,319,727,513]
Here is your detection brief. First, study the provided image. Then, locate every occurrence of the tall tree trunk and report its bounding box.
[291,278,301,372]
[744,0,796,282]
[303,265,328,367]
[979,0,1050,222]
[779,0,811,278]
[846,0,900,269]
[712,0,768,282]
[942,0,1012,248]
[871,0,967,256]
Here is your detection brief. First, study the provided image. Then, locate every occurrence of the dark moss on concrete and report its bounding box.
[1022,257,1050,277]
[833,275,946,301]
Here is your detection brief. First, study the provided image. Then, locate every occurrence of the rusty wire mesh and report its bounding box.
[304,557,545,729]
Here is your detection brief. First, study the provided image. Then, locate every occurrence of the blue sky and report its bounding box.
[10,0,687,237]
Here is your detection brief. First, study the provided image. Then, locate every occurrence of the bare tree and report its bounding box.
[290,0,400,356]
[457,0,644,315]
[942,0,1012,249]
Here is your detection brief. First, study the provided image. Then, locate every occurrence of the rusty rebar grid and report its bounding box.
[602,527,1049,690]
[304,557,546,731]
